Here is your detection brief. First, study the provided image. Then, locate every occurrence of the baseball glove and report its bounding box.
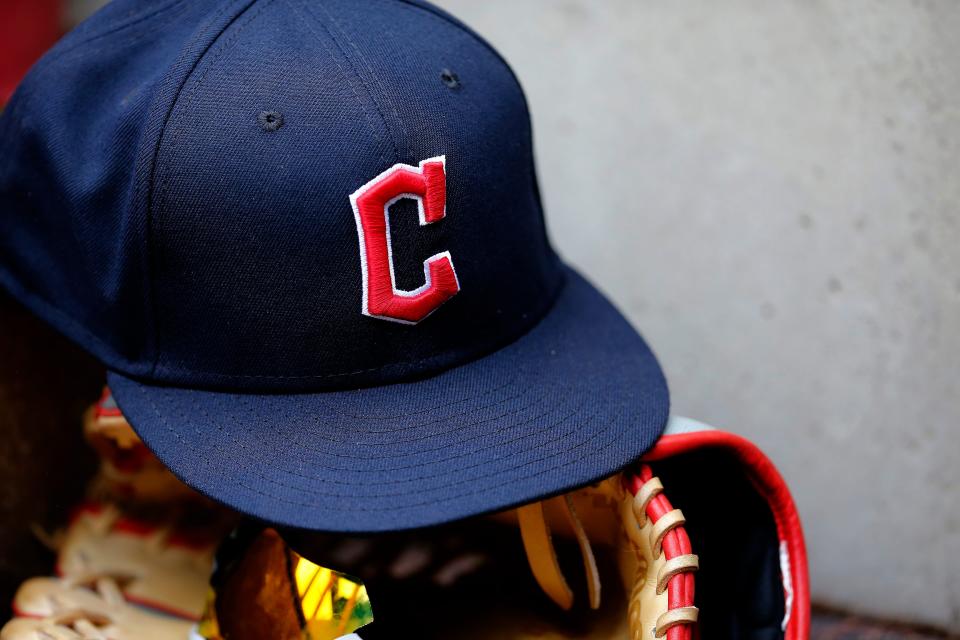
[494,415,810,640]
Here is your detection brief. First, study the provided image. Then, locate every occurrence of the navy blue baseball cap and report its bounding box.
[0,0,668,532]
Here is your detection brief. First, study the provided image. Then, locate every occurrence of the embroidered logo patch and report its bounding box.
[349,155,460,324]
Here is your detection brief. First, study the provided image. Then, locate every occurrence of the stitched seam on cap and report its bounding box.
[275,398,584,465]
[37,0,188,66]
[249,408,591,492]
[132,378,631,509]
[227,399,590,483]
[233,405,630,512]
[0,268,148,374]
[1,0,198,373]
[313,0,411,155]
[392,0,529,103]
[145,0,272,376]
[295,0,402,161]
[284,0,388,164]
[391,0,554,271]
[10,0,192,116]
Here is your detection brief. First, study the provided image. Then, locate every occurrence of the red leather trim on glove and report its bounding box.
[626,466,696,640]
[642,431,810,640]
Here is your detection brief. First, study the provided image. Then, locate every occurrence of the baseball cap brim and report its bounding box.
[108,265,668,533]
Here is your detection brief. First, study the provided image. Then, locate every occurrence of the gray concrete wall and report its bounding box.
[434,0,960,631]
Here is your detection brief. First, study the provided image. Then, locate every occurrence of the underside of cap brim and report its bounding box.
[108,266,669,532]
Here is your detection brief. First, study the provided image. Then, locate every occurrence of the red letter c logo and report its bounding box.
[350,156,460,324]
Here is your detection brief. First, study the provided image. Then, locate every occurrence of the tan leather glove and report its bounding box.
[494,416,809,640]
[56,503,218,620]
[3,576,193,640]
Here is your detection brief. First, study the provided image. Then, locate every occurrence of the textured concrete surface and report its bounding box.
[812,608,956,639]
[434,0,960,631]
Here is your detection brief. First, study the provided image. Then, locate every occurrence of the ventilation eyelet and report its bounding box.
[440,69,461,90]
[257,110,284,132]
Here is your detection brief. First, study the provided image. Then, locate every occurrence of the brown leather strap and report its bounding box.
[517,502,574,610]
[558,494,601,610]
